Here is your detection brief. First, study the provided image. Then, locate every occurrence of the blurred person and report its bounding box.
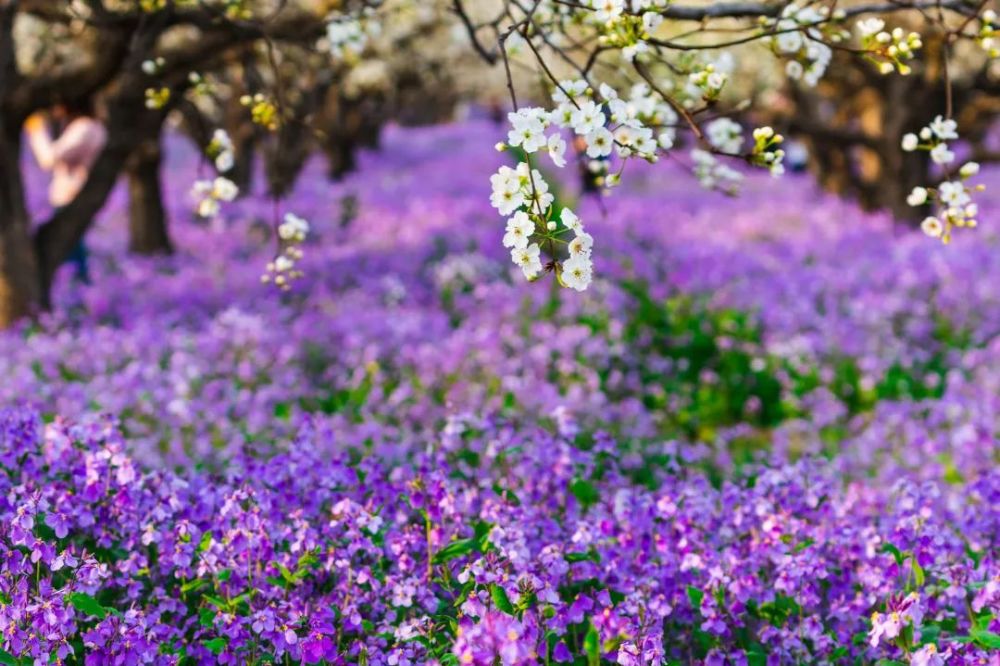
[785,139,809,173]
[24,98,107,284]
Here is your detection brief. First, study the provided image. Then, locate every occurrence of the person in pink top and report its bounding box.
[25,99,107,283]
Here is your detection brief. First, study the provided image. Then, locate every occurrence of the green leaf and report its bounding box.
[791,538,815,554]
[204,595,228,611]
[966,544,984,569]
[197,531,213,553]
[583,623,601,666]
[199,608,216,628]
[565,550,601,564]
[880,543,905,567]
[67,592,107,619]
[0,650,17,666]
[687,585,705,612]
[180,578,207,594]
[490,584,514,615]
[202,638,227,655]
[277,563,297,585]
[911,557,925,587]
[432,538,479,564]
[569,479,600,509]
[920,624,942,645]
[970,627,1000,649]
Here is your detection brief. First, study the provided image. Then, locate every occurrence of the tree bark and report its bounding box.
[126,136,172,255]
[0,118,43,326]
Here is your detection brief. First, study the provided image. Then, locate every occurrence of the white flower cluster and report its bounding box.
[491,163,593,290]
[141,57,164,75]
[585,0,671,61]
[262,213,311,289]
[688,64,729,101]
[325,16,376,60]
[207,129,234,173]
[706,118,743,155]
[979,10,999,57]
[902,115,958,165]
[493,74,698,290]
[750,126,786,176]
[191,177,238,220]
[902,116,984,243]
[509,78,680,175]
[691,149,743,194]
[771,3,835,86]
[856,19,922,75]
[192,125,239,220]
[558,209,594,291]
[490,162,554,216]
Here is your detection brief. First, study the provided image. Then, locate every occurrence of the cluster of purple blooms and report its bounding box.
[2,119,998,664]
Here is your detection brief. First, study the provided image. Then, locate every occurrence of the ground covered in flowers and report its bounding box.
[2,119,999,665]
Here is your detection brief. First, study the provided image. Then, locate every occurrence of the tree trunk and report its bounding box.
[126,136,172,255]
[230,131,256,193]
[0,122,43,326]
[0,225,42,328]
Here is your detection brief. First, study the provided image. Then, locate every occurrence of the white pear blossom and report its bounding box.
[921,216,944,238]
[326,18,368,59]
[929,115,958,140]
[571,100,606,135]
[561,255,593,291]
[930,142,954,165]
[208,129,235,173]
[585,127,614,157]
[706,118,743,154]
[192,176,238,219]
[547,133,567,168]
[568,231,594,257]
[551,79,588,105]
[960,162,980,177]
[642,12,663,32]
[561,208,582,232]
[938,181,970,207]
[692,149,743,194]
[856,18,886,37]
[490,165,526,216]
[278,213,310,242]
[906,187,928,207]
[502,211,534,249]
[512,243,543,280]
[508,122,547,153]
[591,0,625,23]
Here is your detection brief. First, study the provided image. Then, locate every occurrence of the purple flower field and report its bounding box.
[2,120,999,665]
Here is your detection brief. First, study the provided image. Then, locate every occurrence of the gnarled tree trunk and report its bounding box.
[0,120,43,326]
[126,136,172,255]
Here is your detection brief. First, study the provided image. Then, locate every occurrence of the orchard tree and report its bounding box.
[455,0,996,292]
[755,34,1000,221]
[0,0,997,327]
[0,0,477,327]
[0,0,381,327]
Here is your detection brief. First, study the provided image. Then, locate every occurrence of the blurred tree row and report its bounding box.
[755,35,1000,221]
[0,0,465,327]
[1,0,998,326]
